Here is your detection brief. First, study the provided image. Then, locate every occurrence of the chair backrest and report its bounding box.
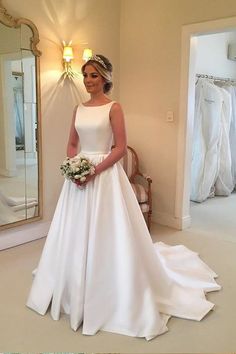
[120,146,139,181]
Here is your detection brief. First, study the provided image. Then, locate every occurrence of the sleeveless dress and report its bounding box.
[26,101,221,340]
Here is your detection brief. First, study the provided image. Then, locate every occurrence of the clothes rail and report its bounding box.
[196,73,236,83]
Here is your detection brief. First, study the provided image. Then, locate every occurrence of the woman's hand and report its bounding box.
[74,169,96,188]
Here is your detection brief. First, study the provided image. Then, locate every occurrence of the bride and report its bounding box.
[26,54,221,340]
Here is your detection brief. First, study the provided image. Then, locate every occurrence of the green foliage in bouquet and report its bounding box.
[60,156,95,183]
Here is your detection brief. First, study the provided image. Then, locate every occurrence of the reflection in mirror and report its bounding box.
[0,4,41,229]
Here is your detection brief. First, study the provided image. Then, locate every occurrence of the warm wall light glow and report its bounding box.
[61,42,93,79]
[83,48,93,61]
[63,46,74,62]
[62,41,75,79]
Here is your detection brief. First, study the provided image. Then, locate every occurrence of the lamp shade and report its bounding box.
[63,46,74,62]
[83,48,93,61]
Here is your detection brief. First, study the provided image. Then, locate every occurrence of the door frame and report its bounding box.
[175,16,236,229]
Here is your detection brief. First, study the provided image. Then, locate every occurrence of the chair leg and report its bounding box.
[147,211,152,231]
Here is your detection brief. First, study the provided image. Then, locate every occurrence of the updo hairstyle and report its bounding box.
[81,54,113,94]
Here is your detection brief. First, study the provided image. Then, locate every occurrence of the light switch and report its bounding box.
[166,110,174,122]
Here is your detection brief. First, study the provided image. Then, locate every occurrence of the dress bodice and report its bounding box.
[75,102,114,154]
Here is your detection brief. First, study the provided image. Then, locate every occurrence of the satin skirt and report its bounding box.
[27,153,221,340]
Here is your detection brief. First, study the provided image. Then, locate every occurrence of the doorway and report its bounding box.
[190,31,236,241]
[175,17,236,234]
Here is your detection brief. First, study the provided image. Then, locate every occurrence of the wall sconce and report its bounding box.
[83,48,93,61]
[62,42,93,79]
[62,41,76,79]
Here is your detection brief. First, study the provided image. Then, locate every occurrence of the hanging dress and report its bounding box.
[214,86,234,195]
[223,85,236,190]
[191,78,222,202]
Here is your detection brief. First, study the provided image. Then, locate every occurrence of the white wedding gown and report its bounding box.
[27,101,221,340]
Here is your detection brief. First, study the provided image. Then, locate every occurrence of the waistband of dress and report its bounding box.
[80,150,110,155]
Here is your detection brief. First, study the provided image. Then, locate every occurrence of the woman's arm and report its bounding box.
[95,102,127,175]
[66,105,80,158]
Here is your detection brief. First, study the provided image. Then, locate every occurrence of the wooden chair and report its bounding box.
[120,146,152,230]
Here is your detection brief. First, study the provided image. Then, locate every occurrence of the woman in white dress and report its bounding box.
[27,55,221,340]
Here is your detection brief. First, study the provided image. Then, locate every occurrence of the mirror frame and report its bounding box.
[0,1,42,230]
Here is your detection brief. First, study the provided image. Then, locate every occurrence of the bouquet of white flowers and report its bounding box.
[60,156,95,184]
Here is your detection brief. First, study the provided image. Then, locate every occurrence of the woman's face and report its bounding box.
[83,64,104,94]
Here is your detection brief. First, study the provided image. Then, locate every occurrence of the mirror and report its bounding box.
[0,1,42,230]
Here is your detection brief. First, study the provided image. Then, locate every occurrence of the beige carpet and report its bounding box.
[0,193,235,353]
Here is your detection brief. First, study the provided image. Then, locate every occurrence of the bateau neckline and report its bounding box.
[81,101,114,107]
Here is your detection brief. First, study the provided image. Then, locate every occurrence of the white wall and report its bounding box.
[195,31,236,78]
[120,0,236,228]
[0,0,120,249]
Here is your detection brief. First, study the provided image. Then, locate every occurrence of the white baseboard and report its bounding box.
[0,221,50,250]
[153,211,191,230]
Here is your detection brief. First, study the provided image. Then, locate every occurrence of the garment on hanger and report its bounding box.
[191,78,222,202]
[214,85,234,195]
[224,85,236,190]
[191,76,236,202]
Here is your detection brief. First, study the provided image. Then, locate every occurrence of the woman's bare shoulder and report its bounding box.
[73,104,80,111]
[111,101,123,112]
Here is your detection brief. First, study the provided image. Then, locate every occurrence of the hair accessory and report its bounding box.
[90,55,107,69]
